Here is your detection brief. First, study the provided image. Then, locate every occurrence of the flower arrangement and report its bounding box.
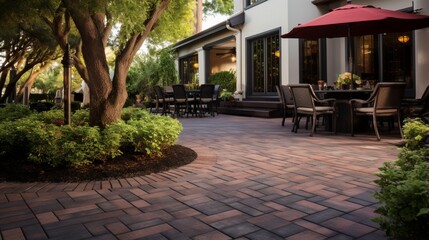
[336,72,361,88]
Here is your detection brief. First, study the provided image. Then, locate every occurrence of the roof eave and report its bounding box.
[173,12,245,50]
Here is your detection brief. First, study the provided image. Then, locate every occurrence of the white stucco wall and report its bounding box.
[179,0,429,98]
[414,0,429,98]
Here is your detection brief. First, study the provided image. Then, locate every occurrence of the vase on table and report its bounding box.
[341,84,350,90]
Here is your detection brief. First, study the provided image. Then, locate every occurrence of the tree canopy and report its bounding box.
[203,0,234,16]
[0,0,234,126]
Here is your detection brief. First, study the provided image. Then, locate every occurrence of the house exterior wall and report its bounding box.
[176,0,429,99]
[175,30,235,84]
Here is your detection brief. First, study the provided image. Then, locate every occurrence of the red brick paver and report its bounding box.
[0,115,401,239]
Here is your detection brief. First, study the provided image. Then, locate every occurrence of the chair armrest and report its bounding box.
[315,98,336,106]
[349,98,368,104]
[349,98,371,108]
[401,98,421,106]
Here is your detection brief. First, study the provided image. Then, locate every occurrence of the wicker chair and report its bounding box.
[198,84,215,117]
[289,84,337,136]
[276,85,295,126]
[172,84,195,117]
[349,82,406,140]
[152,85,174,115]
[401,85,429,120]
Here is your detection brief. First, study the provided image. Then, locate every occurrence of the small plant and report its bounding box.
[219,89,234,102]
[208,70,236,92]
[374,118,429,239]
[0,104,33,121]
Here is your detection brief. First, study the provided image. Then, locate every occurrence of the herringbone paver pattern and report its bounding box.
[0,115,401,239]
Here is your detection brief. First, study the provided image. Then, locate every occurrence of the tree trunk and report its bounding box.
[62,0,171,127]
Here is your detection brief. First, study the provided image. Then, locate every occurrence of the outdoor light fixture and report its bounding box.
[398,35,410,43]
[275,50,281,58]
[193,62,199,69]
[231,55,236,62]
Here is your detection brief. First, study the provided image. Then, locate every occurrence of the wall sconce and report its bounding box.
[193,62,199,69]
[231,55,236,62]
[398,35,410,43]
[274,50,280,58]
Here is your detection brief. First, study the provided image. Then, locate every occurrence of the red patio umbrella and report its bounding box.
[282,4,429,39]
[281,4,429,77]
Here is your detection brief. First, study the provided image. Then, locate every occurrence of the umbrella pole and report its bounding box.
[348,26,354,89]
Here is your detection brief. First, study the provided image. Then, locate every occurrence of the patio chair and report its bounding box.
[276,85,295,126]
[349,82,406,141]
[153,85,174,115]
[401,84,429,120]
[213,84,221,115]
[289,84,337,136]
[172,84,195,117]
[198,84,215,117]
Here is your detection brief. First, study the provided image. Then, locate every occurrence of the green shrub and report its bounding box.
[121,107,151,121]
[72,109,90,126]
[374,118,429,239]
[28,125,103,167]
[28,110,64,125]
[208,70,236,92]
[0,104,33,121]
[102,120,135,158]
[127,114,182,156]
[0,107,182,168]
[0,118,38,159]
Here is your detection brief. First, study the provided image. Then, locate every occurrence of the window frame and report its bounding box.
[246,28,281,97]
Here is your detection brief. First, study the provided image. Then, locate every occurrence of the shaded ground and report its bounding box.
[0,145,197,182]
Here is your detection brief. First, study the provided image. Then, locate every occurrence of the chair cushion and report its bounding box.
[355,107,398,115]
[297,106,333,113]
[200,98,213,103]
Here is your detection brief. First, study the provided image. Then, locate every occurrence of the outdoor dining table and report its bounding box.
[315,89,373,133]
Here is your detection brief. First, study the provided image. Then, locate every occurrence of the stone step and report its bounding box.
[218,100,282,118]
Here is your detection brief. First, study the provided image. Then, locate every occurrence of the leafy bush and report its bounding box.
[28,110,64,125]
[127,115,182,156]
[28,125,105,167]
[0,118,37,159]
[0,107,182,168]
[374,118,429,239]
[121,107,182,155]
[0,104,33,121]
[208,70,236,92]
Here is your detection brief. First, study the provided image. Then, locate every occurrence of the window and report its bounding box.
[300,39,320,85]
[179,55,198,84]
[248,32,280,95]
[246,0,265,7]
[353,35,379,81]
[382,32,413,89]
[352,32,413,96]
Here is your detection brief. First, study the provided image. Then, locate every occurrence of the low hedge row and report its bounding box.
[0,105,182,168]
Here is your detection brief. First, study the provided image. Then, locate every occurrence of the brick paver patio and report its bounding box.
[0,115,401,239]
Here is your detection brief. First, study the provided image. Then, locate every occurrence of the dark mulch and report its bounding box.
[0,145,197,182]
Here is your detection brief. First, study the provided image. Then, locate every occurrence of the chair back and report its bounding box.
[200,84,215,99]
[281,85,294,105]
[172,84,188,100]
[213,85,220,99]
[153,85,165,100]
[373,82,406,110]
[289,84,315,109]
[419,85,429,113]
[276,85,285,105]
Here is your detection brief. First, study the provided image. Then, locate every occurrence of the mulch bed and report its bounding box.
[0,145,197,182]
